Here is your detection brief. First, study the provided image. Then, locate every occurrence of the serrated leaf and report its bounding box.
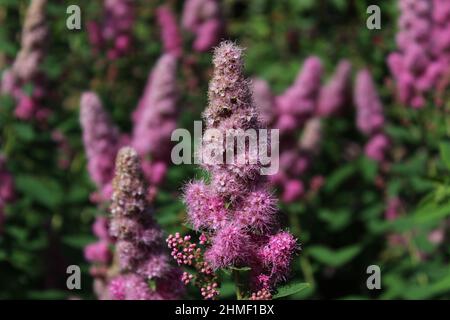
[273,282,310,299]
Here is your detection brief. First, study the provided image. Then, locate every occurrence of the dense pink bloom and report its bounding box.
[317,60,352,116]
[205,223,251,269]
[156,6,182,57]
[300,117,322,155]
[108,274,154,300]
[237,190,278,232]
[181,0,224,52]
[80,92,121,192]
[365,133,390,162]
[84,241,112,264]
[109,147,184,299]
[259,231,297,285]
[354,69,384,136]
[184,181,227,230]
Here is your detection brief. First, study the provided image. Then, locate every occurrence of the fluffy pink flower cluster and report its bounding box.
[156,5,182,57]
[183,41,298,292]
[354,70,389,163]
[388,0,450,108]
[253,59,351,202]
[182,0,224,52]
[0,155,15,233]
[0,0,49,121]
[87,0,134,60]
[107,147,184,300]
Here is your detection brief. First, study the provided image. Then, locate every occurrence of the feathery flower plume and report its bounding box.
[317,60,352,117]
[108,147,183,300]
[181,0,224,52]
[1,0,49,121]
[156,5,182,57]
[173,41,298,297]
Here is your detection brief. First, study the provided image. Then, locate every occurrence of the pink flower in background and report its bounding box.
[132,54,178,161]
[182,0,224,52]
[385,197,402,221]
[0,0,50,122]
[354,69,384,136]
[300,117,322,155]
[87,0,135,59]
[131,54,179,195]
[252,77,275,126]
[282,180,304,203]
[317,60,352,117]
[388,0,450,108]
[92,216,110,241]
[354,69,389,164]
[80,92,122,194]
[156,6,182,57]
[275,56,323,134]
[84,241,112,264]
[365,134,390,162]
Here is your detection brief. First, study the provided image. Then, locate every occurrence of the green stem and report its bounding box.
[233,270,243,300]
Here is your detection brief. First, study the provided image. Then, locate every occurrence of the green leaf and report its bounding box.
[62,235,96,249]
[27,290,68,300]
[324,164,356,193]
[273,282,310,299]
[308,245,361,267]
[439,142,450,170]
[15,175,63,208]
[13,123,35,142]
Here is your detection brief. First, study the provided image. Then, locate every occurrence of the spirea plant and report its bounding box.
[167,41,300,300]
